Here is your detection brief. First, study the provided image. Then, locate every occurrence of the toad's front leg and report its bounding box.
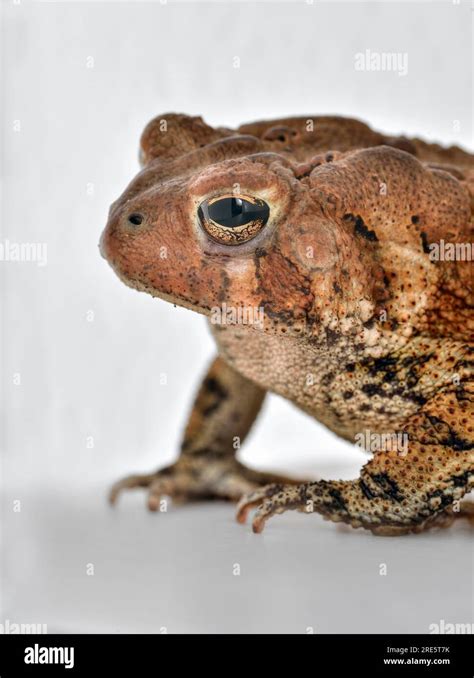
[238,384,474,534]
[110,356,307,509]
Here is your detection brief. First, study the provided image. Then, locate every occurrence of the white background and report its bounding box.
[1,0,472,634]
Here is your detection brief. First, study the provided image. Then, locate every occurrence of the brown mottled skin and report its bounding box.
[101,114,474,535]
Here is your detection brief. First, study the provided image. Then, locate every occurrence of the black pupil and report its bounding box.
[201,197,269,229]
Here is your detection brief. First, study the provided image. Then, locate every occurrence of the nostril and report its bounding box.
[128,213,144,226]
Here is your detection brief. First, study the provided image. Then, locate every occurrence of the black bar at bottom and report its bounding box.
[0,633,472,676]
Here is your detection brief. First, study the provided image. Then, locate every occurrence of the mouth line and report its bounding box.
[109,263,212,317]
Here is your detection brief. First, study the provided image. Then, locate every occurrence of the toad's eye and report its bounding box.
[198,195,269,245]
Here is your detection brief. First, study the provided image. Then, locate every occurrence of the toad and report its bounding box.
[100,114,473,535]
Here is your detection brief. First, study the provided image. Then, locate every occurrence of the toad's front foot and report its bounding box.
[109,456,308,511]
[236,483,312,533]
[236,481,474,535]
